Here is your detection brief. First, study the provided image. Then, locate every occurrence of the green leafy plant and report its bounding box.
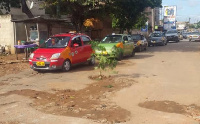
[89,41,119,78]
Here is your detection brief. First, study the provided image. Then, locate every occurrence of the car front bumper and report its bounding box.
[148,40,163,45]
[29,61,63,70]
[166,36,179,41]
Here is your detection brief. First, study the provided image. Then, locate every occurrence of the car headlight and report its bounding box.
[50,53,61,59]
[29,53,34,59]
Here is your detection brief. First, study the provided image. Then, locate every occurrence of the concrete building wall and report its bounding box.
[0,15,15,54]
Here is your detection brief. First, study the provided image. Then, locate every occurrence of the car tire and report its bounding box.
[131,50,135,57]
[89,56,95,65]
[117,52,123,61]
[144,45,147,50]
[138,45,142,52]
[162,41,165,46]
[62,60,71,72]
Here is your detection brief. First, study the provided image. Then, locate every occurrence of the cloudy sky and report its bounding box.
[162,0,200,23]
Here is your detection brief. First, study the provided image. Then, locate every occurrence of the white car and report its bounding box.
[189,32,200,42]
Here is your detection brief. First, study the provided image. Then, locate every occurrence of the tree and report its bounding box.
[0,0,33,18]
[109,0,162,33]
[45,0,106,32]
[89,41,118,79]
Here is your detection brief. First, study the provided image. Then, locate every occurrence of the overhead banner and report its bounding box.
[163,6,177,30]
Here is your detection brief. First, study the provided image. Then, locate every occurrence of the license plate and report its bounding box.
[36,62,45,66]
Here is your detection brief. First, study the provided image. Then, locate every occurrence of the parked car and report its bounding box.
[182,32,187,39]
[178,31,183,40]
[29,33,95,72]
[148,31,167,46]
[131,34,148,52]
[165,29,179,42]
[189,32,200,42]
[95,34,135,60]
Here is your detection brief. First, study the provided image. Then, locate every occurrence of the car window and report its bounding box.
[71,37,82,47]
[128,36,133,42]
[131,35,142,40]
[166,30,177,34]
[81,36,91,45]
[123,36,128,41]
[44,36,70,48]
[101,35,122,43]
[152,33,162,37]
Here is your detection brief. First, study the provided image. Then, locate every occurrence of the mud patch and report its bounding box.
[139,100,200,121]
[1,76,136,123]
[0,121,20,124]
[0,82,8,86]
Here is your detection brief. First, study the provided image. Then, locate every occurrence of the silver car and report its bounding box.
[189,32,200,42]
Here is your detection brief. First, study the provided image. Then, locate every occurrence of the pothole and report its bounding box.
[1,76,136,123]
[139,100,200,121]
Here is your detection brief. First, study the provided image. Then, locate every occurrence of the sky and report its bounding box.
[162,0,200,23]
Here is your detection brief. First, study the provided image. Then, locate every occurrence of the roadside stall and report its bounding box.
[11,16,71,59]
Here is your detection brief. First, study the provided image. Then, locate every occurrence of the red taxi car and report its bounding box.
[29,33,95,72]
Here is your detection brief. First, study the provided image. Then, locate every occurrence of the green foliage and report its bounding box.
[104,85,114,88]
[89,41,119,75]
[109,0,162,33]
[0,0,20,12]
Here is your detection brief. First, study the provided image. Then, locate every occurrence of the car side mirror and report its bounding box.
[124,40,129,43]
[73,43,79,47]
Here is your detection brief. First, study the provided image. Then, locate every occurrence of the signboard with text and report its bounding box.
[163,6,177,30]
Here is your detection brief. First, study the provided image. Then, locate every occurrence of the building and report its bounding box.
[0,0,72,54]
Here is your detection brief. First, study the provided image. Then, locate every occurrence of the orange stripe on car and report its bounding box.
[59,46,73,62]
[116,42,123,48]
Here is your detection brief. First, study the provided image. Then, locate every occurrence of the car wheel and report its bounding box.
[89,56,95,65]
[117,52,123,61]
[138,45,142,52]
[131,50,135,57]
[144,45,147,50]
[62,60,71,72]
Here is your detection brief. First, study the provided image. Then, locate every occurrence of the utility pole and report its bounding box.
[189,17,191,24]
[152,8,155,32]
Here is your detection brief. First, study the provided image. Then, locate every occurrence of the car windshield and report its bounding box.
[131,35,141,40]
[42,37,70,48]
[151,33,162,37]
[166,30,177,34]
[191,32,200,35]
[101,35,122,43]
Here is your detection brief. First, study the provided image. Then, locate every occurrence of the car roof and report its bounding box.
[51,33,87,37]
[106,34,130,37]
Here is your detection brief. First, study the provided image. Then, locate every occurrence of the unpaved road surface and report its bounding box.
[1,40,200,124]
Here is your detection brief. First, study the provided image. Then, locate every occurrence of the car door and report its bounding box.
[122,35,132,56]
[70,36,84,64]
[81,35,92,61]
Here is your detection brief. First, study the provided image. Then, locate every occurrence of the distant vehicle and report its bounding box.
[182,32,190,39]
[178,31,183,40]
[165,29,179,42]
[29,33,95,72]
[131,34,148,52]
[95,34,135,60]
[189,32,200,42]
[148,32,167,46]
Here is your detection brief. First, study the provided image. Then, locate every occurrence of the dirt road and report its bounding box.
[0,40,200,124]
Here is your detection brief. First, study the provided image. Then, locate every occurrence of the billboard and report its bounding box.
[163,6,177,30]
[164,6,176,17]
